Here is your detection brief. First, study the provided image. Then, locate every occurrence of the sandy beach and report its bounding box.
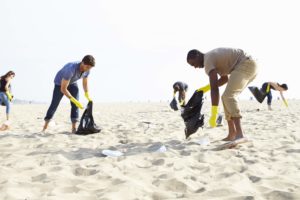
[0,100,299,200]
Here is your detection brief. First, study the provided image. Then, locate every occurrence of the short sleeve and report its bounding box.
[62,64,74,80]
[204,56,215,75]
[83,70,90,78]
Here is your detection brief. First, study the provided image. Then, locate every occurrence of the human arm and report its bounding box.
[5,79,13,101]
[82,77,92,101]
[61,79,83,109]
[196,75,228,93]
[280,91,288,107]
[208,69,220,127]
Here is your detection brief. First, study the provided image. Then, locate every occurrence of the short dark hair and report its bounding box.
[173,83,179,90]
[187,49,201,60]
[1,71,15,79]
[82,55,95,66]
[280,83,288,90]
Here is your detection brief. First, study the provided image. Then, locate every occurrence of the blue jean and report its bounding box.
[44,84,79,123]
[266,91,272,105]
[0,92,10,114]
[261,83,272,105]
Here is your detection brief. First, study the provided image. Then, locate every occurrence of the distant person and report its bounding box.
[249,82,288,110]
[0,71,15,131]
[187,48,258,142]
[173,81,188,107]
[42,55,95,133]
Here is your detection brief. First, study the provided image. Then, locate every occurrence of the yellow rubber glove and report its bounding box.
[283,99,288,107]
[6,91,13,101]
[179,99,185,106]
[266,83,270,93]
[197,84,211,93]
[173,91,176,97]
[70,97,84,109]
[209,106,218,128]
[84,92,92,102]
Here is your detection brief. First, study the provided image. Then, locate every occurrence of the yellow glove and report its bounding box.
[173,91,176,97]
[283,99,288,107]
[6,91,13,101]
[197,84,210,93]
[84,92,92,102]
[209,106,218,128]
[266,83,270,93]
[70,97,84,109]
[179,99,185,106]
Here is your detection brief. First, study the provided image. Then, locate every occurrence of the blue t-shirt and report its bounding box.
[54,62,90,85]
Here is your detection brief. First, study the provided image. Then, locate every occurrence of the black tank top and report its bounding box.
[0,78,7,92]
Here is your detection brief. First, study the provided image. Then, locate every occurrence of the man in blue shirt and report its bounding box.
[42,55,95,133]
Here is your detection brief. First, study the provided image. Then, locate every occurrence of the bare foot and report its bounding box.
[222,133,236,141]
[235,133,245,140]
[42,121,49,133]
[0,124,9,131]
[222,137,232,141]
[71,129,76,134]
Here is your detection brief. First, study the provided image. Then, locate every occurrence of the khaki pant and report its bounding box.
[222,59,258,120]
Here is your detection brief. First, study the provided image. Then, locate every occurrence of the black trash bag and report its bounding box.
[181,91,204,139]
[248,86,267,103]
[76,101,101,135]
[170,97,179,111]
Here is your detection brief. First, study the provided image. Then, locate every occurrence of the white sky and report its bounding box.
[0,0,299,103]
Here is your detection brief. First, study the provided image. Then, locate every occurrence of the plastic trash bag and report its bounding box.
[181,91,204,139]
[196,137,210,146]
[170,97,179,111]
[76,101,101,135]
[248,86,267,103]
[102,150,123,157]
[156,145,167,153]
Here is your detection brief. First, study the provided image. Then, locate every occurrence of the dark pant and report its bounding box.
[261,83,272,105]
[44,84,79,123]
[266,92,272,105]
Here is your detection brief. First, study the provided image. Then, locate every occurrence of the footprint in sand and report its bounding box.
[180,150,191,156]
[73,167,99,176]
[195,187,206,193]
[152,178,188,193]
[49,166,63,172]
[55,186,81,193]
[111,178,126,185]
[263,190,299,200]
[157,174,168,179]
[151,159,165,166]
[248,175,261,183]
[31,173,48,182]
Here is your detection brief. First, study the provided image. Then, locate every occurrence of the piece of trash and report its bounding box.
[156,145,167,153]
[142,121,151,125]
[102,150,124,157]
[196,137,210,146]
[216,114,223,126]
[170,97,179,111]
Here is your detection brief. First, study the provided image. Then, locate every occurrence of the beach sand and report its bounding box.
[0,100,299,200]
